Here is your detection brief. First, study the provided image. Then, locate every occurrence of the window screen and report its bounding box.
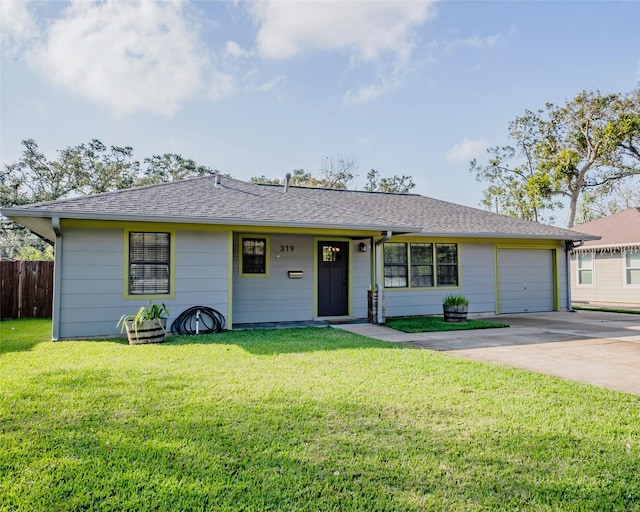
[436,244,458,286]
[129,232,170,295]
[384,243,408,288]
[410,243,434,287]
[242,238,267,274]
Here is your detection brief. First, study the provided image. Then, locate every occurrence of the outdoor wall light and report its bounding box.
[359,242,368,252]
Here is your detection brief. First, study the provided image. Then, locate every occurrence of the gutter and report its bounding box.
[564,239,585,312]
[374,231,393,324]
[52,217,62,341]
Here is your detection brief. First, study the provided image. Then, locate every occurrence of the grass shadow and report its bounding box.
[4,366,638,511]
[163,327,403,355]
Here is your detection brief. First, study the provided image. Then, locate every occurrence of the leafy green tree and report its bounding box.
[319,154,358,189]
[473,88,640,227]
[138,154,219,186]
[575,178,640,224]
[365,169,416,194]
[73,139,139,194]
[470,113,562,223]
[251,157,359,190]
[250,170,321,186]
[250,175,282,185]
[1,139,219,259]
[3,139,84,204]
[14,244,54,261]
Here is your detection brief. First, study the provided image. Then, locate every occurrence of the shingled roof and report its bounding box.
[1,175,593,241]
[570,208,640,249]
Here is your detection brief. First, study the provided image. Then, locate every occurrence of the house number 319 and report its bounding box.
[280,245,294,252]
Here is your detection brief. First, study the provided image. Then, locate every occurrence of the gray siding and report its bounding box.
[233,234,314,324]
[57,227,229,338]
[232,234,371,324]
[384,243,496,318]
[350,239,372,319]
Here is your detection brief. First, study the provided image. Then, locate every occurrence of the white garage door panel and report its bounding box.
[498,249,554,313]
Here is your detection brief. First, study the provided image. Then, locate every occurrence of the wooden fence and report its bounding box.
[0,260,54,319]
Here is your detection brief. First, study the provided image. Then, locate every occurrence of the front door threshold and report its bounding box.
[315,316,369,325]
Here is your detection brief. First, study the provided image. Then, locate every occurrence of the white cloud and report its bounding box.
[249,1,435,62]
[208,71,237,101]
[344,83,382,105]
[446,138,488,162]
[258,75,286,93]
[0,0,39,51]
[225,40,251,59]
[438,32,506,54]
[25,0,217,117]
[454,34,500,49]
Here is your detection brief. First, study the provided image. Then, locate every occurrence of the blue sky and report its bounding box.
[1,0,638,225]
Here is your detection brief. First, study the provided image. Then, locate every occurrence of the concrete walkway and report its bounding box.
[333,311,640,395]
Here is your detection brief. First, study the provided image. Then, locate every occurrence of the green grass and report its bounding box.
[572,305,640,315]
[386,315,509,333]
[1,319,639,511]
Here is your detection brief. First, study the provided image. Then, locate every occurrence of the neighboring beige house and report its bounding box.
[570,208,640,308]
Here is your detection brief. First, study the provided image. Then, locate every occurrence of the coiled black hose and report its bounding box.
[170,306,226,335]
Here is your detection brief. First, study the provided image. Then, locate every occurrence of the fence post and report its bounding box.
[17,260,23,318]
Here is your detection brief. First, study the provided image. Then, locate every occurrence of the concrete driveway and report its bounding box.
[335,311,640,395]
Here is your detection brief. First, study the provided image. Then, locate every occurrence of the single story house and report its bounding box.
[1,175,597,340]
[570,208,640,308]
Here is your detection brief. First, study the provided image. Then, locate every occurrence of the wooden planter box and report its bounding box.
[124,319,167,345]
[443,305,468,323]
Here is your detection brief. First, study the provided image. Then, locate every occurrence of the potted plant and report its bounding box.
[117,301,170,345]
[442,294,469,323]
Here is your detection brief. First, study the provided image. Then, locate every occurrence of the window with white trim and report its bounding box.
[129,232,170,295]
[577,252,593,285]
[383,242,459,288]
[625,252,640,285]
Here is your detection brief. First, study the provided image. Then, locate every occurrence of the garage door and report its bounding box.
[498,249,554,313]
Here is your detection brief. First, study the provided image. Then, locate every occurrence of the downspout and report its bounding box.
[374,231,393,324]
[52,217,62,340]
[565,239,584,312]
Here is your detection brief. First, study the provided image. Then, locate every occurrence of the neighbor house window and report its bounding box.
[383,242,459,288]
[241,236,268,276]
[625,252,640,286]
[577,252,593,285]
[129,232,170,295]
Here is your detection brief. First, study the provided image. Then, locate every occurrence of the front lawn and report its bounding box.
[1,319,639,511]
[386,315,509,333]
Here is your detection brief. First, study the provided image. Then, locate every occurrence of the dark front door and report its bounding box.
[317,241,349,316]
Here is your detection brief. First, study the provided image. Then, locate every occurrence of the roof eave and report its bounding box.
[396,231,601,241]
[573,242,640,251]
[1,209,422,234]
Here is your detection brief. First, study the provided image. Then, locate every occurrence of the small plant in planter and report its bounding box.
[442,294,469,323]
[117,301,170,345]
